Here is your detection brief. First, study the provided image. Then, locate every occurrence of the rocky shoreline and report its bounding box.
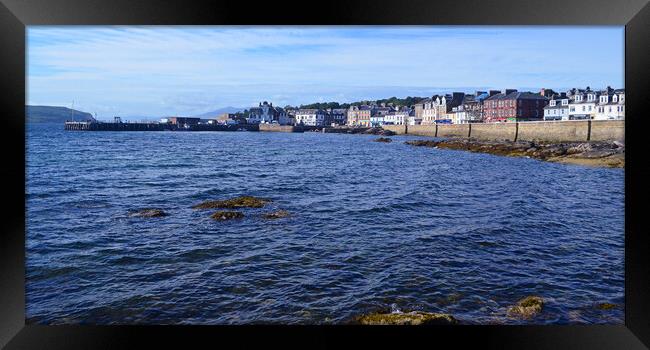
[404,138,625,168]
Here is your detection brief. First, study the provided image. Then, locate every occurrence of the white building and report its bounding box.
[543,95,571,121]
[247,101,287,124]
[595,88,625,120]
[370,114,386,127]
[422,93,464,124]
[384,107,412,125]
[568,89,598,120]
[295,109,328,126]
[407,116,422,125]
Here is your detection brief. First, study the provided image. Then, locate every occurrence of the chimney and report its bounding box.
[489,90,500,96]
[505,89,517,95]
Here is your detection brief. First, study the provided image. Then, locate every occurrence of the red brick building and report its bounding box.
[483,90,549,123]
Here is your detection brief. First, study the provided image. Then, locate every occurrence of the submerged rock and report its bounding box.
[262,210,291,219]
[507,296,544,319]
[596,303,618,310]
[210,211,244,221]
[373,137,393,143]
[128,208,168,218]
[193,196,271,209]
[355,311,457,325]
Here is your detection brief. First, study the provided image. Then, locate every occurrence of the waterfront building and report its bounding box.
[214,113,245,125]
[451,91,488,124]
[328,108,347,126]
[384,107,413,125]
[543,93,570,121]
[247,101,288,124]
[295,109,328,126]
[420,96,438,125]
[422,93,464,124]
[413,99,427,121]
[568,88,599,120]
[595,87,625,120]
[370,106,393,126]
[284,108,297,125]
[483,89,548,123]
[347,105,374,126]
[370,114,386,127]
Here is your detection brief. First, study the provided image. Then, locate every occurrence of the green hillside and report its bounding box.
[26,105,94,123]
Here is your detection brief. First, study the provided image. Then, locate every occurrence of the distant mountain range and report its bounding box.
[26,105,94,123]
[192,107,244,118]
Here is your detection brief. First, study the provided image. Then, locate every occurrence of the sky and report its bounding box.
[27,26,624,119]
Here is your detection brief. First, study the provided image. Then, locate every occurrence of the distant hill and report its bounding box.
[26,105,94,123]
[193,107,244,118]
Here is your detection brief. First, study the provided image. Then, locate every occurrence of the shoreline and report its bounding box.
[403,138,625,168]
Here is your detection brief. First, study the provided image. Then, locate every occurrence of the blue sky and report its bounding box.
[27,26,624,119]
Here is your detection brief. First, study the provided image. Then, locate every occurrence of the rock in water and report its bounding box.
[404,140,439,148]
[373,137,393,143]
[262,210,291,219]
[596,303,618,310]
[507,296,544,319]
[210,211,244,221]
[193,196,271,209]
[128,208,168,218]
[355,311,457,325]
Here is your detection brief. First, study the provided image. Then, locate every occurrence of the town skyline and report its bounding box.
[28,26,624,118]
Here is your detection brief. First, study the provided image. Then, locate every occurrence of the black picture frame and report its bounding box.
[1,0,649,348]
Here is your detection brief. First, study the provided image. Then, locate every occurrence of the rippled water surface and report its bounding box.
[26,123,625,324]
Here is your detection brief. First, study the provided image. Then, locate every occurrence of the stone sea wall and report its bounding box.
[590,120,625,142]
[384,120,624,143]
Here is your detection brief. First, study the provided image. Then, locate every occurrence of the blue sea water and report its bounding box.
[25,123,625,324]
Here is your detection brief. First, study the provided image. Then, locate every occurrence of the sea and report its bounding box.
[25,123,625,324]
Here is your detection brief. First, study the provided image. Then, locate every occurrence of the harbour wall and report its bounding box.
[383,120,624,143]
